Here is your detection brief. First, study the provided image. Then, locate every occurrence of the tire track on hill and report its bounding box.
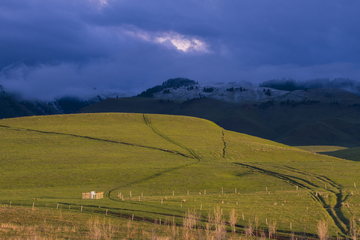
[280,165,341,189]
[0,123,201,212]
[142,114,201,160]
[277,165,351,232]
[222,131,226,158]
[0,124,192,159]
[0,124,201,219]
[107,159,199,201]
[107,115,202,202]
[234,162,349,235]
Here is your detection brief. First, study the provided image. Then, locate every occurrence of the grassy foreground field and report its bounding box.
[1,113,360,239]
[0,205,186,239]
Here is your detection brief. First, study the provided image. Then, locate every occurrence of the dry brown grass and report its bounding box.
[172,216,176,239]
[317,220,328,240]
[2,205,342,240]
[244,220,254,237]
[183,208,199,240]
[205,211,213,240]
[254,214,259,236]
[268,220,277,239]
[229,208,238,235]
[213,206,226,240]
[260,230,266,240]
[87,217,117,240]
[350,216,358,240]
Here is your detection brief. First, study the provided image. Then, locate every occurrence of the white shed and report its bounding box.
[90,191,96,199]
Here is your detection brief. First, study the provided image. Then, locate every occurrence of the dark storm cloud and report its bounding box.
[1,0,360,100]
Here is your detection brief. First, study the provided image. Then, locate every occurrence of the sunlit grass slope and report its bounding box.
[1,113,360,238]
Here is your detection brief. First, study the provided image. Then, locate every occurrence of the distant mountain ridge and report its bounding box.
[80,95,360,147]
[3,78,360,148]
[0,87,61,119]
[77,78,360,147]
[135,78,360,104]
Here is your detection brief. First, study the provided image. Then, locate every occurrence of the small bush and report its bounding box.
[203,87,214,93]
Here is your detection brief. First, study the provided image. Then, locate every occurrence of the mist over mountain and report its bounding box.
[259,78,360,94]
[2,77,360,103]
[1,77,360,119]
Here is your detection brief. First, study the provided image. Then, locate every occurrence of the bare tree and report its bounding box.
[317,220,328,240]
[229,208,238,235]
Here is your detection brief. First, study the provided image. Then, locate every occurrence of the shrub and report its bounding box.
[203,87,214,93]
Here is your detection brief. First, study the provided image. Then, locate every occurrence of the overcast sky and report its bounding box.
[1,0,360,100]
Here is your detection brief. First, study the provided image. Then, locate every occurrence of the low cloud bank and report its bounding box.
[1,61,360,101]
[259,78,360,95]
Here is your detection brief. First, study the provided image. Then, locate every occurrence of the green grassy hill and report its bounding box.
[1,113,360,238]
[80,97,360,147]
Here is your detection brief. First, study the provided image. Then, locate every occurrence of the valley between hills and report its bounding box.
[1,79,360,239]
[1,113,360,239]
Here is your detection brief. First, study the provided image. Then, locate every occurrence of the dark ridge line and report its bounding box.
[142,114,201,161]
[107,160,199,200]
[318,175,342,189]
[325,208,348,234]
[282,165,349,234]
[222,131,226,158]
[0,124,191,159]
[280,165,342,189]
[234,163,317,190]
[233,162,349,235]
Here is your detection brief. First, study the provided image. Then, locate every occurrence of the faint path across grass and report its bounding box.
[0,124,191,159]
[106,159,200,201]
[222,131,226,158]
[106,114,202,205]
[0,123,202,221]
